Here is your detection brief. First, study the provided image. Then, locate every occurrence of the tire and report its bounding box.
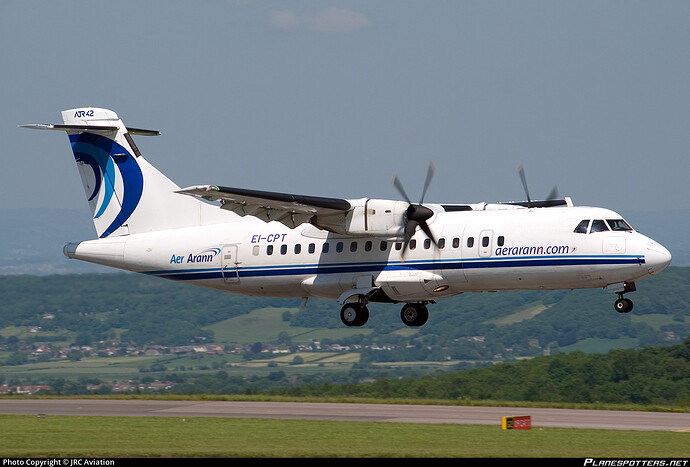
[400,303,429,327]
[340,303,369,326]
[614,298,633,313]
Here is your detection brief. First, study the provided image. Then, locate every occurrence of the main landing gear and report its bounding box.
[340,303,369,327]
[400,302,429,327]
[340,301,430,327]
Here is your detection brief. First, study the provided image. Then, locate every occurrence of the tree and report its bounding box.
[277,331,292,346]
[291,355,304,365]
[74,331,92,347]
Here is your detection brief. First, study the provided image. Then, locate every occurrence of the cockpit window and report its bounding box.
[590,219,609,233]
[574,220,590,234]
[606,219,633,231]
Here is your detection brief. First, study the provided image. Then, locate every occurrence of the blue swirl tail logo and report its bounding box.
[70,132,143,238]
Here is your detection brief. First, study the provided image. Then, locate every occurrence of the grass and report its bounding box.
[206,307,373,343]
[486,304,549,325]
[0,414,687,458]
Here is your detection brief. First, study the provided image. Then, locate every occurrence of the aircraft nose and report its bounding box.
[646,241,672,275]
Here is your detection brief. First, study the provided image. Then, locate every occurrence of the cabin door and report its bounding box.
[221,244,241,283]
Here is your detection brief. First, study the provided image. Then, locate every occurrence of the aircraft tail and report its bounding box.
[23,108,227,238]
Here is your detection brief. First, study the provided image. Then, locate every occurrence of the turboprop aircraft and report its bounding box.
[22,108,672,327]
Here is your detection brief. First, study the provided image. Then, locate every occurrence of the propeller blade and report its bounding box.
[400,220,418,258]
[419,163,435,204]
[392,164,438,259]
[419,221,437,246]
[518,165,532,208]
[392,174,412,204]
[547,185,559,201]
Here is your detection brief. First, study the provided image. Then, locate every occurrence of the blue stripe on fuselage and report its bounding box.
[143,255,644,281]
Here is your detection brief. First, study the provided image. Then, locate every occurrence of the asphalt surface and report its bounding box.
[0,399,688,431]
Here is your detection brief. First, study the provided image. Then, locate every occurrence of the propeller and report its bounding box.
[392,163,437,256]
[518,165,559,208]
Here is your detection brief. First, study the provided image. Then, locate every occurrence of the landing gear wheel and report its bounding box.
[340,303,369,327]
[400,303,429,327]
[614,298,634,313]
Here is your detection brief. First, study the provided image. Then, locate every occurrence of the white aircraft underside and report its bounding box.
[24,108,672,327]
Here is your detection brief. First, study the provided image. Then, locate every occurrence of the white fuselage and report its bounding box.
[65,203,672,304]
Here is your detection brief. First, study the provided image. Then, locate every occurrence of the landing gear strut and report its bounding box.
[340,303,369,327]
[400,302,429,327]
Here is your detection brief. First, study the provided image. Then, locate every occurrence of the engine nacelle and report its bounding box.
[314,198,408,237]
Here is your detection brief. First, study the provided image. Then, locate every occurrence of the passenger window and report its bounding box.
[350,242,358,252]
[467,237,474,248]
[424,238,431,249]
[410,239,417,250]
[266,245,273,255]
[395,242,402,251]
[308,243,315,254]
[574,220,590,234]
[294,244,301,254]
[336,242,344,253]
[253,245,260,256]
[590,220,609,233]
[607,219,633,231]
[438,238,446,249]
[322,242,330,254]
[497,236,505,247]
[452,237,460,248]
[281,244,288,255]
[365,241,372,252]
[482,236,490,247]
[380,241,388,251]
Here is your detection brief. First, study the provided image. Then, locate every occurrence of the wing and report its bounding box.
[177,185,352,229]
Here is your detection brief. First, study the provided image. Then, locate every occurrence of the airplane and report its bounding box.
[22,107,672,327]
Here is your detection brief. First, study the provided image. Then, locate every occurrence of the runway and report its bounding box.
[0,399,688,431]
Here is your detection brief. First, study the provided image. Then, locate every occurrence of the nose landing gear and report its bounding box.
[614,294,634,313]
[608,282,636,314]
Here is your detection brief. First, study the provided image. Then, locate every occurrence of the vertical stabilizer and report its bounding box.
[25,107,229,238]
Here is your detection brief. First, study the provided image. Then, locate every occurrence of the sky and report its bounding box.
[2,1,690,219]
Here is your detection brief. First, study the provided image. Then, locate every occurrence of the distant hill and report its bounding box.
[1,206,688,275]
[1,268,687,354]
[0,208,103,274]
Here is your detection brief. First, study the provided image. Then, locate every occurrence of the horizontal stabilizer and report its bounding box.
[20,123,159,136]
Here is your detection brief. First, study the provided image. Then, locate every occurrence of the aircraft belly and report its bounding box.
[300,274,352,300]
[463,261,558,291]
[461,258,647,292]
[231,275,308,298]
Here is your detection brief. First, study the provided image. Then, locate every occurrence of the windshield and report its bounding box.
[606,219,633,232]
[590,220,609,233]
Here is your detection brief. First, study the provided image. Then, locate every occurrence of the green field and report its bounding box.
[0,352,359,382]
[205,307,374,343]
[0,414,687,458]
